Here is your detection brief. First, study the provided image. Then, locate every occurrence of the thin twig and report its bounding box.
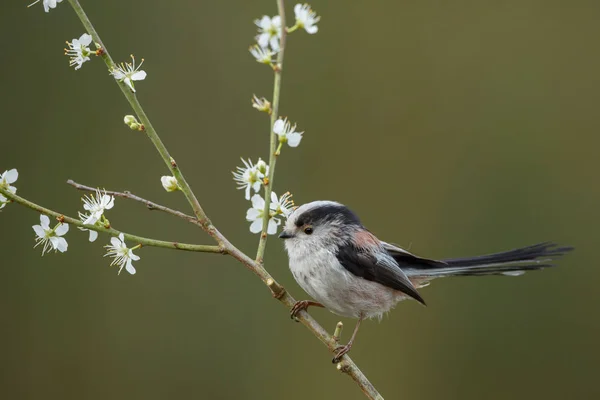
[255,0,287,264]
[67,179,200,227]
[68,0,217,238]
[0,187,223,254]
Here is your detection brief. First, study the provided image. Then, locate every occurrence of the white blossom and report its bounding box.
[111,55,147,92]
[104,233,139,275]
[233,158,268,200]
[65,33,93,70]
[255,15,282,51]
[0,169,18,194]
[246,193,281,235]
[28,0,63,13]
[161,176,180,192]
[273,118,303,147]
[32,214,69,255]
[79,188,115,226]
[271,191,295,218]
[0,194,6,210]
[294,4,320,34]
[249,45,277,65]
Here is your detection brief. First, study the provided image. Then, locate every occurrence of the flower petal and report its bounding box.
[88,230,98,242]
[124,78,135,92]
[246,209,261,220]
[54,237,68,253]
[286,132,303,147]
[39,214,50,230]
[273,118,284,134]
[125,259,137,275]
[267,218,279,235]
[79,33,92,46]
[54,223,69,236]
[3,169,18,184]
[305,25,318,34]
[251,194,265,209]
[33,225,46,238]
[131,71,147,81]
[249,219,263,233]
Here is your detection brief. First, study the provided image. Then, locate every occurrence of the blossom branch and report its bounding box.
[67,0,217,237]
[66,179,200,227]
[255,0,287,264]
[61,1,383,398]
[0,187,223,254]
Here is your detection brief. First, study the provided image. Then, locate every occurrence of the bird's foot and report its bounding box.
[332,343,353,363]
[290,300,322,321]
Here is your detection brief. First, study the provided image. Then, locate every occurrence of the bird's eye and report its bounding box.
[304,226,313,235]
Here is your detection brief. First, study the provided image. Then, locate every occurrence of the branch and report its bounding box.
[0,187,223,254]
[64,1,384,398]
[67,0,218,238]
[218,244,384,400]
[255,0,287,264]
[66,179,201,227]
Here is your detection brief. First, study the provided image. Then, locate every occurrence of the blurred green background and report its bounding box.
[1,1,598,399]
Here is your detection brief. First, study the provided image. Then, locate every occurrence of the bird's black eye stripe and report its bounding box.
[304,226,313,235]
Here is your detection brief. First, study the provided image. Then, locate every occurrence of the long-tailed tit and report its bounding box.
[279,201,573,363]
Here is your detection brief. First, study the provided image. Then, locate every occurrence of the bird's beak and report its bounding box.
[279,230,295,239]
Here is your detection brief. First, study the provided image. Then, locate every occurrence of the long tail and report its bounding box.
[402,242,573,279]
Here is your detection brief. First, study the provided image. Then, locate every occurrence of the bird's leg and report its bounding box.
[332,316,363,363]
[290,300,324,320]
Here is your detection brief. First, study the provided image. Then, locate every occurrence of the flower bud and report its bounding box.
[161,176,180,192]
[256,158,268,175]
[252,95,271,113]
[124,115,142,130]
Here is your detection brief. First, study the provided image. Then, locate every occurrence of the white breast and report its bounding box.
[286,246,407,319]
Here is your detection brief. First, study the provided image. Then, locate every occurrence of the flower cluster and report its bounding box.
[233,158,268,200]
[249,3,320,65]
[78,188,115,242]
[1,167,140,274]
[246,192,294,235]
[232,158,295,234]
[235,4,320,234]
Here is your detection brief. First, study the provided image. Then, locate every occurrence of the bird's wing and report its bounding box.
[381,241,448,270]
[336,242,426,305]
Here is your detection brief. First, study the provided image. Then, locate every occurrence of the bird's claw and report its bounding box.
[290,300,311,321]
[332,344,351,363]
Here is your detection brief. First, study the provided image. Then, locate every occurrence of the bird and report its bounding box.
[278,200,573,363]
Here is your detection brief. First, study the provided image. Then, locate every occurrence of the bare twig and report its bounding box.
[67,179,200,227]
